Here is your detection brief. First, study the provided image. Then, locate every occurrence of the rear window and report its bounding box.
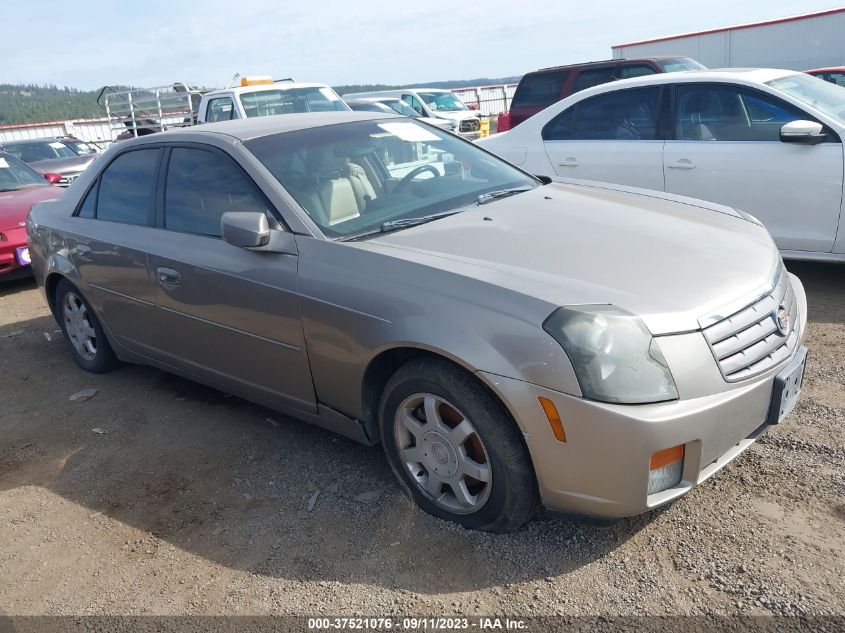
[95,149,159,226]
[510,71,569,108]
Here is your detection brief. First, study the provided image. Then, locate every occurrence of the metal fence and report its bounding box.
[452,84,517,117]
[0,118,114,148]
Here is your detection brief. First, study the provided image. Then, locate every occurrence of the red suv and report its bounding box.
[498,56,704,132]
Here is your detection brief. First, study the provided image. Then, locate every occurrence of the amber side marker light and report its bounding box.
[538,397,567,442]
[650,444,685,470]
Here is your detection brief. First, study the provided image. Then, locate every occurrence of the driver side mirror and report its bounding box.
[43,172,63,184]
[780,120,826,145]
[221,212,270,248]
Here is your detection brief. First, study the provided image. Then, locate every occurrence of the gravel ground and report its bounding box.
[0,261,842,621]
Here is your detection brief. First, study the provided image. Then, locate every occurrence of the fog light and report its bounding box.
[648,444,684,495]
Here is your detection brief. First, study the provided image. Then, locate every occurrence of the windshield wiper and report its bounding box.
[379,210,462,232]
[475,187,532,206]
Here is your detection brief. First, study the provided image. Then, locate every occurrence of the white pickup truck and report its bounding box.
[99,76,349,140]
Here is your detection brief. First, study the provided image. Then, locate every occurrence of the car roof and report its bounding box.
[206,82,333,97]
[806,66,845,73]
[133,111,400,143]
[531,56,691,74]
[0,138,62,146]
[346,96,401,103]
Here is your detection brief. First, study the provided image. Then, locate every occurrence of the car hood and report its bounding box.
[431,111,479,122]
[362,183,780,335]
[0,185,63,231]
[29,155,97,174]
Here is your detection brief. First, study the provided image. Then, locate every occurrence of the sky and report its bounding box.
[3,1,840,89]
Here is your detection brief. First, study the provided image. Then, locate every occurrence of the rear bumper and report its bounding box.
[480,343,807,519]
[0,226,30,278]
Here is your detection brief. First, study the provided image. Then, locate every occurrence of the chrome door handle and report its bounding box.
[76,244,93,261]
[558,157,579,167]
[156,267,181,287]
[667,159,696,169]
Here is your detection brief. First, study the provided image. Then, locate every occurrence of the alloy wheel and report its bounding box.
[62,291,97,361]
[394,393,492,514]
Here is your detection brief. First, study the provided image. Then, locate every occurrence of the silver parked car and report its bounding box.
[0,138,98,186]
[28,112,808,532]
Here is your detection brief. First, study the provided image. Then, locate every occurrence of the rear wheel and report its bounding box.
[55,279,119,373]
[379,358,539,532]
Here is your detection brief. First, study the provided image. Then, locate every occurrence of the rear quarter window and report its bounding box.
[511,71,569,108]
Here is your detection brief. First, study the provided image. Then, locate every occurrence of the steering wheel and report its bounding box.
[395,165,440,192]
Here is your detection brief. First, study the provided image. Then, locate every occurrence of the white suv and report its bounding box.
[478,69,845,262]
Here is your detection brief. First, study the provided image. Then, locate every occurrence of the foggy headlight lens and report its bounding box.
[543,305,678,404]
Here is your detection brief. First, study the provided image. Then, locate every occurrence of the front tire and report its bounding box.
[55,279,119,373]
[379,358,539,532]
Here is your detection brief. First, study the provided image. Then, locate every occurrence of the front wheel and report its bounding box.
[55,279,119,373]
[379,358,539,532]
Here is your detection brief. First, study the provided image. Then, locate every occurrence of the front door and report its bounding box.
[146,145,316,413]
[663,83,843,253]
[542,85,665,190]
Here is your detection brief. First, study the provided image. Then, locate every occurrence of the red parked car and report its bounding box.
[0,152,63,280]
[805,67,845,87]
[497,56,705,132]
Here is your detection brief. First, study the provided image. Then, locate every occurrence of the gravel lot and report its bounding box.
[0,261,843,620]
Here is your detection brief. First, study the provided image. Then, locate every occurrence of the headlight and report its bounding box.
[543,305,678,404]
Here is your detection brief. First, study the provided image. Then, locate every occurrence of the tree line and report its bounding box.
[0,77,521,126]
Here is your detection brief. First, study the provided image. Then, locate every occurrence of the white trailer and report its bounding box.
[612,8,845,71]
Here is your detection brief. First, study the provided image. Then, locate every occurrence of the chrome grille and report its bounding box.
[459,119,480,133]
[702,267,799,382]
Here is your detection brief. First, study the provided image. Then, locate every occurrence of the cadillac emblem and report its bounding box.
[774,306,789,336]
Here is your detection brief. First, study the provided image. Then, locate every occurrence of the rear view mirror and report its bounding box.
[221,212,270,248]
[780,120,826,145]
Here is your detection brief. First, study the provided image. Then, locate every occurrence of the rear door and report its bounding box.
[69,147,165,356]
[145,144,316,413]
[663,83,843,253]
[542,85,666,190]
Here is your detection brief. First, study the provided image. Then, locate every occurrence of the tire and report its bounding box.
[55,279,119,373]
[379,357,539,532]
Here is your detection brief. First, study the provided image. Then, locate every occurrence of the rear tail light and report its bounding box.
[497,111,511,133]
[647,444,684,495]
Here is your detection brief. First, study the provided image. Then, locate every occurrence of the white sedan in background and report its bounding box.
[478,69,845,262]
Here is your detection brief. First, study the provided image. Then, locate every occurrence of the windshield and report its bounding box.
[384,100,421,118]
[245,119,537,238]
[240,87,349,117]
[0,153,48,190]
[3,140,77,162]
[418,92,468,112]
[767,73,845,123]
[657,58,707,73]
[63,139,98,155]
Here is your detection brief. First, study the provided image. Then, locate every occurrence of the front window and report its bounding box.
[417,92,468,112]
[656,58,707,73]
[240,87,348,117]
[4,141,77,163]
[245,119,536,238]
[0,153,48,191]
[767,73,845,124]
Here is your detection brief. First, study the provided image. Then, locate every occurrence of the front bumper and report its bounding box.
[0,226,31,278]
[483,351,804,518]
